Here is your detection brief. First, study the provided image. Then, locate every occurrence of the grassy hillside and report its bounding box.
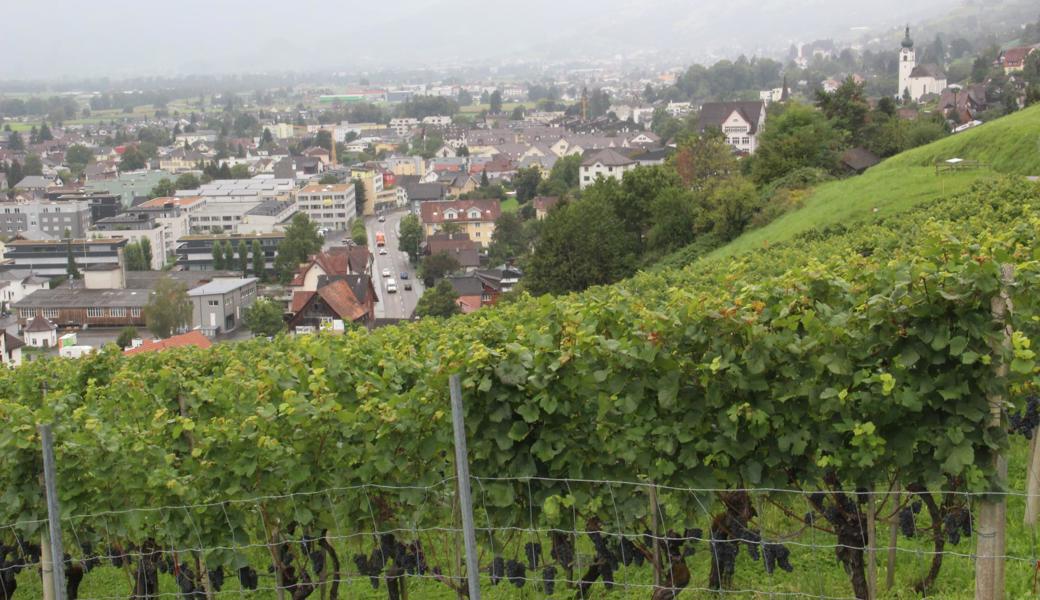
[700,104,1040,261]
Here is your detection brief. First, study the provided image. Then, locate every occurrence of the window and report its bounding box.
[742,137,750,145]
[131,308,141,317]
[110,308,126,317]
[19,308,35,319]
[43,309,59,319]
[208,300,219,307]
[87,308,104,318]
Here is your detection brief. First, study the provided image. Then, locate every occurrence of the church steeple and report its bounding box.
[901,25,914,49]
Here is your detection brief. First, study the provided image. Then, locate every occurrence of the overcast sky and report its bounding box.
[2,0,957,80]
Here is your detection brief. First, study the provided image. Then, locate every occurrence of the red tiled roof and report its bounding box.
[124,331,213,356]
[291,291,316,313]
[316,280,368,322]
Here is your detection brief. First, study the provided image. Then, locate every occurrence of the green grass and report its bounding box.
[499,197,519,213]
[702,104,1040,261]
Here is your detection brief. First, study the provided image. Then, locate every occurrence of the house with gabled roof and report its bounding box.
[579,148,637,189]
[288,275,377,332]
[697,101,767,154]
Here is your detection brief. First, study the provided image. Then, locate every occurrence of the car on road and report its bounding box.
[378,215,386,222]
[404,282,413,291]
[382,268,391,277]
[379,247,388,255]
[386,278,397,293]
[399,272,409,279]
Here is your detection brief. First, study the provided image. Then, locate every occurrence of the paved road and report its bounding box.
[365,209,424,319]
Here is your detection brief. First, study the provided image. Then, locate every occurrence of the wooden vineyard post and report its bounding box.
[866,490,877,600]
[449,375,482,600]
[975,264,1012,600]
[886,484,899,590]
[649,484,660,588]
[40,424,67,600]
[1025,433,1040,525]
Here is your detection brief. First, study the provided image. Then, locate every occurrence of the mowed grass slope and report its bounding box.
[705,104,1040,260]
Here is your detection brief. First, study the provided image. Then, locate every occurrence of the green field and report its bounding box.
[702,104,1040,261]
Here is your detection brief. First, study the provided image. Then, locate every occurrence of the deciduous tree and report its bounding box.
[414,279,460,318]
[143,276,192,339]
[398,214,424,262]
[243,298,286,337]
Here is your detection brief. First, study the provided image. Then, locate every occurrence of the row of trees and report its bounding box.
[211,238,266,277]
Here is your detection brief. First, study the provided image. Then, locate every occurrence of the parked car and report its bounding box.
[379,247,388,255]
[382,268,391,277]
[404,282,413,291]
[400,272,409,280]
[386,278,397,293]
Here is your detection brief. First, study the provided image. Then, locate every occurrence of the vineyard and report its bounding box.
[2,176,1040,599]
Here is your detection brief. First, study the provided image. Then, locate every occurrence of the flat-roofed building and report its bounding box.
[296,184,356,231]
[187,277,259,335]
[3,237,128,277]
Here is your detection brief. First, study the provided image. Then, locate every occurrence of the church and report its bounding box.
[898,26,947,102]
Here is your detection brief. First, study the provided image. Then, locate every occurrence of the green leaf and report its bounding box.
[948,336,969,356]
[508,421,530,441]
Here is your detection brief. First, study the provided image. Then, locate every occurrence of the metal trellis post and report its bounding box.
[449,375,482,600]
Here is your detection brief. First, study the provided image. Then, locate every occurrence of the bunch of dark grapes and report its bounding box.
[682,528,702,558]
[601,559,615,590]
[550,533,574,570]
[542,566,557,595]
[763,543,793,574]
[79,542,100,573]
[208,566,224,592]
[175,563,206,600]
[944,508,973,545]
[898,508,916,539]
[1009,397,1040,438]
[588,532,618,570]
[524,542,541,570]
[505,559,526,588]
[237,566,259,590]
[804,512,816,527]
[709,530,739,583]
[911,501,922,515]
[617,537,642,566]
[489,556,505,585]
[353,552,382,589]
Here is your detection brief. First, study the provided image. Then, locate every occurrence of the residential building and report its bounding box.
[187,277,259,335]
[236,199,299,235]
[44,191,123,223]
[22,315,57,348]
[579,148,638,189]
[0,270,50,312]
[189,201,264,234]
[424,233,481,271]
[532,196,560,220]
[124,330,213,355]
[85,170,173,206]
[91,211,169,269]
[422,115,452,127]
[175,130,218,146]
[475,266,522,297]
[697,101,767,154]
[389,118,419,135]
[288,275,377,333]
[447,275,493,314]
[297,184,357,231]
[3,237,128,277]
[290,247,372,292]
[1,330,24,367]
[350,167,385,216]
[136,197,200,258]
[0,198,92,238]
[158,149,206,173]
[665,102,693,117]
[419,200,501,247]
[999,45,1039,74]
[193,178,296,203]
[13,288,150,328]
[175,233,284,272]
[12,175,62,196]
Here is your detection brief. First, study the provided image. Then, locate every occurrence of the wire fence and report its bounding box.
[3,476,1039,600]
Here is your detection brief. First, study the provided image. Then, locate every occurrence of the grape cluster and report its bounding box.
[763,543,793,574]
[944,508,973,545]
[0,544,27,599]
[1010,398,1040,437]
[505,559,526,588]
[524,542,542,570]
[489,556,505,585]
[542,566,557,595]
[617,536,644,566]
[237,566,259,590]
[682,528,703,558]
[588,532,617,588]
[353,549,385,589]
[709,529,739,584]
[898,507,916,539]
[175,563,206,600]
[550,533,574,570]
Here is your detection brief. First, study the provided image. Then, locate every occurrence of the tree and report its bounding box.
[120,145,147,171]
[7,131,23,151]
[66,240,81,280]
[143,276,192,339]
[150,178,176,198]
[37,122,53,142]
[6,160,22,189]
[315,130,334,152]
[252,239,265,280]
[116,326,138,349]
[22,154,43,176]
[125,243,147,271]
[511,106,526,121]
[646,187,699,254]
[420,252,461,286]
[174,173,201,190]
[750,103,844,185]
[480,169,490,188]
[261,128,274,146]
[489,90,503,114]
[352,178,367,216]
[230,164,251,179]
[488,212,526,263]
[525,194,639,295]
[319,174,341,184]
[617,165,683,243]
[65,145,94,173]
[238,240,249,274]
[458,90,473,106]
[815,76,870,144]
[700,176,763,242]
[398,214,424,262]
[243,299,286,337]
[513,167,541,204]
[673,131,738,191]
[274,214,323,283]
[350,219,367,246]
[212,241,225,271]
[414,279,460,318]
[539,154,582,195]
